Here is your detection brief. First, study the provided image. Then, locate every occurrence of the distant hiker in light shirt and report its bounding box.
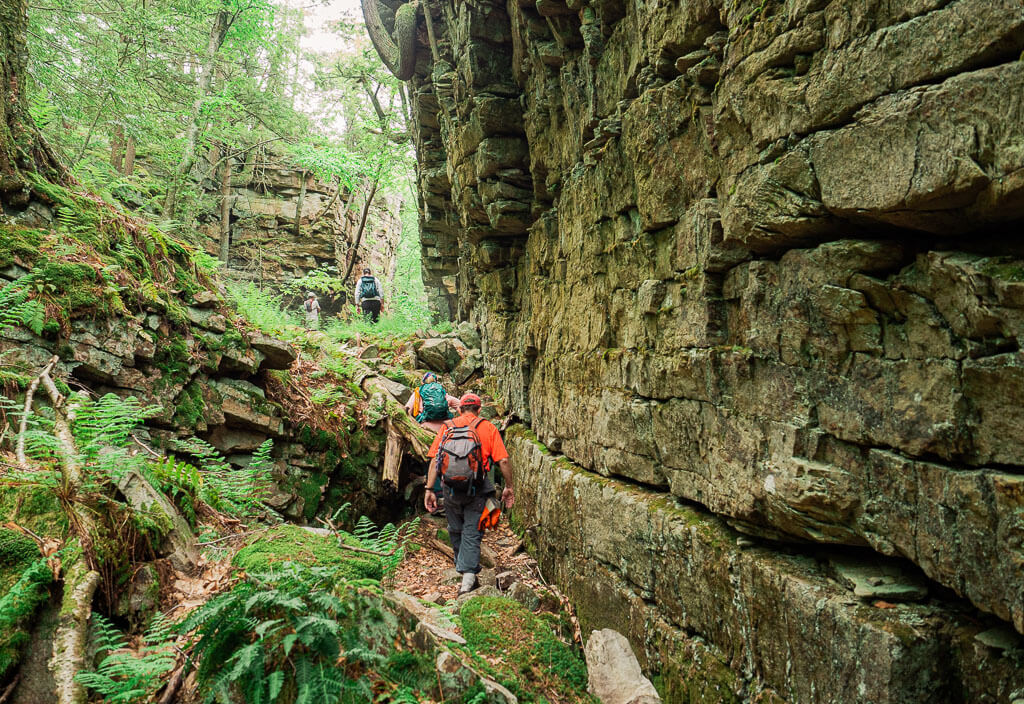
[302,292,320,329]
[354,267,383,324]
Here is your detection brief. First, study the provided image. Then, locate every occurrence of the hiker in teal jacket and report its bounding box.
[405,372,459,512]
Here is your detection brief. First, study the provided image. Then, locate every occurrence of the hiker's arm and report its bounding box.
[424,459,439,512]
[497,458,514,507]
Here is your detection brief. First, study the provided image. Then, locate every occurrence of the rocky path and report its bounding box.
[393,514,556,608]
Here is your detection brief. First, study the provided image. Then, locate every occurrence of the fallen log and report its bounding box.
[382,418,406,486]
[355,364,436,461]
[51,556,100,704]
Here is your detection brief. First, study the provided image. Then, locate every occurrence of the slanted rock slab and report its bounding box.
[585,629,661,704]
[417,337,466,372]
[246,329,296,369]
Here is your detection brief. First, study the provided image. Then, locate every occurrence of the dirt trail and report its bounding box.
[392,515,541,602]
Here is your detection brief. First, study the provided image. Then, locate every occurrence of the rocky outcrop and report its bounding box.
[397,0,1024,700]
[0,270,390,525]
[197,157,403,311]
[512,433,1024,704]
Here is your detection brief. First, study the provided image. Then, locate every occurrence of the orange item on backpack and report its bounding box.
[478,497,502,531]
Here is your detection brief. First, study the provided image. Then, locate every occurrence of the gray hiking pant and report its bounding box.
[444,488,492,574]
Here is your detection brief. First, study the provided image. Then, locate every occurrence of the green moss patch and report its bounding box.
[458,596,595,703]
[0,225,45,269]
[0,486,66,541]
[0,528,41,594]
[0,559,53,679]
[232,525,383,581]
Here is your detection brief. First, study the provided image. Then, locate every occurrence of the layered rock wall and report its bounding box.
[197,158,402,309]
[0,276,386,524]
[405,0,1024,699]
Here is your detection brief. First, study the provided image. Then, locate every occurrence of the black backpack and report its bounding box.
[436,418,485,493]
[304,299,312,312]
[358,276,379,299]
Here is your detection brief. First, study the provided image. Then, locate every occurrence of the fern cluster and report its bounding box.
[0,559,53,678]
[179,563,363,704]
[75,612,177,703]
[350,515,419,584]
[0,278,46,336]
[165,437,276,520]
[15,392,158,493]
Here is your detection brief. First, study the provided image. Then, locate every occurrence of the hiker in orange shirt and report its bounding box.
[424,393,514,594]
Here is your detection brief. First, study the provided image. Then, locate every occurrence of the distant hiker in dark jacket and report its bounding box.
[424,393,515,594]
[354,268,383,323]
[303,292,320,329]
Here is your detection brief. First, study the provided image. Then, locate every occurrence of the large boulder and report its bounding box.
[211,378,284,436]
[584,630,661,704]
[452,349,483,384]
[416,338,467,372]
[246,329,296,370]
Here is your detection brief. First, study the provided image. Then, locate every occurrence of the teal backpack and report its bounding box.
[417,382,451,422]
[358,276,379,299]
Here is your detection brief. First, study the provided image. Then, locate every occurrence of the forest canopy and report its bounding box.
[24,0,413,230]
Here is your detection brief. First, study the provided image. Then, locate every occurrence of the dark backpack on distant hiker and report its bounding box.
[358,276,379,299]
[436,418,485,493]
[417,382,451,422]
[304,299,313,312]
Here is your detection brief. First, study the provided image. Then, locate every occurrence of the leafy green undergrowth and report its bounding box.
[75,613,177,703]
[175,516,429,703]
[0,559,53,679]
[1,182,216,331]
[457,597,595,704]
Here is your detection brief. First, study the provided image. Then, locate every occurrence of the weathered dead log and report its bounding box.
[50,557,100,704]
[354,361,437,461]
[382,418,406,486]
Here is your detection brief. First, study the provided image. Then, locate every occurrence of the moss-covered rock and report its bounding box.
[457,596,594,703]
[231,525,383,581]
[0,225,45,269]
[0,528,40,593]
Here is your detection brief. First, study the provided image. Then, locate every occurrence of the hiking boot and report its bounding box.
[458,572,478,595]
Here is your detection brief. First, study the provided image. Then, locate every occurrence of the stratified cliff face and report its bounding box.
[408,0,1024,700]
[197,159,402,308]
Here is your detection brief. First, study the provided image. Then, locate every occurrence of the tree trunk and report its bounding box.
[0,0,62,205]
[342,175,380,286]
[333,180,358,273]
[123,137,136,175]
[50,557,100,704]
[162,8,231,219]
[293,169,307,236]
[382,419,406,487]
[110,124,125,171]
[310,174,341,229]
[219,155,233,264]
[74,92,111,165]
